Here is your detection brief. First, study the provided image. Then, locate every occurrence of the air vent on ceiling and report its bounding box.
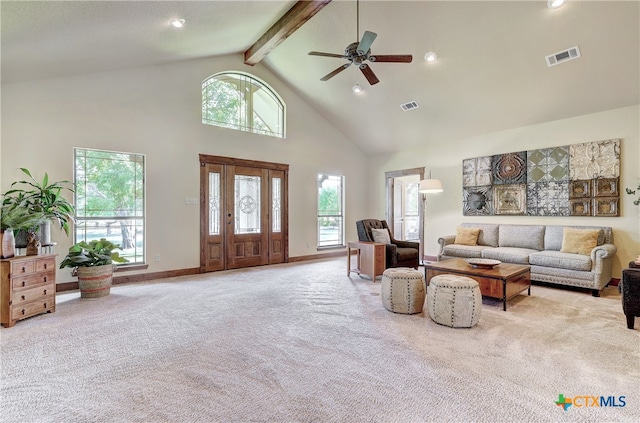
[400,101,419,111]
[545,46,581,67]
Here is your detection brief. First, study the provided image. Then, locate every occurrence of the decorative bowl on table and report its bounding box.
[465,258,502,269]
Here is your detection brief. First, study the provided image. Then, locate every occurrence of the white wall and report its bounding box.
[369,105,640,279]
[3,52,638,283]
[1,54,369,283]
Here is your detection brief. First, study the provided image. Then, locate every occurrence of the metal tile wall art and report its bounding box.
[462,138,620,217]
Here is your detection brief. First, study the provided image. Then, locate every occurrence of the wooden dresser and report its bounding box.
[0,254,56,328]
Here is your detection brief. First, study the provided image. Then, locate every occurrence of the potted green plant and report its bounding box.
[59,238,129,298]
[0,199,47,258]
[4,168,75,246]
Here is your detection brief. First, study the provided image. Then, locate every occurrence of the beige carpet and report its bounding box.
[1,258,638,423]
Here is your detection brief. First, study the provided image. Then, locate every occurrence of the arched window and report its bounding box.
[202,72,285,139]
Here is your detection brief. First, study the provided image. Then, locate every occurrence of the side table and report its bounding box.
[347,241,386,280]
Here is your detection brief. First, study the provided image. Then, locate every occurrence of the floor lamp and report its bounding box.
[419,172,443,264]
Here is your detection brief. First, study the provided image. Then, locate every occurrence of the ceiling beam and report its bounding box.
[244,0,332,66]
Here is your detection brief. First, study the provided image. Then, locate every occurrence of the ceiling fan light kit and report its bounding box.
[424,52,438,62]
[308,0,412,85]
[547,0,566,9]
[352,84,363,93]
[169,19,185,28]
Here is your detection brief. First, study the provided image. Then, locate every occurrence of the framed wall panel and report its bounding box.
[594,178,619,197]
[463,186,493,216]
[570,199,592,217]
[494,184,526,215]
[594,197,620,217]
[569,180,592,199]
[462,138,620,217]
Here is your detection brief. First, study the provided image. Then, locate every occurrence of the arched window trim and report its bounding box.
[202,71,286,139]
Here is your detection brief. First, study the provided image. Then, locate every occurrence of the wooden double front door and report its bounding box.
[200,155,288,272]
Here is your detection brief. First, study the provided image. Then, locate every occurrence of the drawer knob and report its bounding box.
[22,281,26,287]
[43,289,47,295]
[21,309,26,315]
[44,263,48,269]
[21,267,26,272]
[43,303,47,308]
[44,277,47,282]
[21,295,26,300]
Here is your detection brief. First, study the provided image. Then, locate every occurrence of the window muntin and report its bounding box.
[317,174,344,248]
[74,148,145,264]
[202,72,285,138]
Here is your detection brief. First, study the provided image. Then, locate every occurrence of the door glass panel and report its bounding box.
[404,182,419,241]
[393,180,403,237]
[272,177,281,233]
[235,175,261,234]
[209,172,221,235]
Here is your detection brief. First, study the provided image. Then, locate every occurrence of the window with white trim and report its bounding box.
[202,72,285,138]
[74,148,145,264]
[317,174,344,248]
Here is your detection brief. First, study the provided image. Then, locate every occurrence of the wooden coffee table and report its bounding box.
[424,258,531,311]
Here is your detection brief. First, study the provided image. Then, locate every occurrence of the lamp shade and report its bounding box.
[419,178,443,193]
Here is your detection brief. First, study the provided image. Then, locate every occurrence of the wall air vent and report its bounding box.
[400,101,419,111]
[546,45,581,67]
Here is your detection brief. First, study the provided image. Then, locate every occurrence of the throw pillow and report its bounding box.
[455,227,481,246]
[560,228,599,256]
[371,228,391,244]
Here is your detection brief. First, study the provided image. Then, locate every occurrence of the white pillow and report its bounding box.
[371,228,391,244]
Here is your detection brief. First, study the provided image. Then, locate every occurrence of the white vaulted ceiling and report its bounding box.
[2,1,638,154]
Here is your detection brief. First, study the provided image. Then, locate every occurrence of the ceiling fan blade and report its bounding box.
[359,63,379,85]
[320,64,351,81]
[357,30,377,55]
[369,54,413,63]
[309,51,346,58]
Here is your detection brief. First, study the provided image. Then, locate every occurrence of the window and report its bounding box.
[202,72,285,138]
[74,148,145,264]
[404,182,420,241]
[317,174,344,248]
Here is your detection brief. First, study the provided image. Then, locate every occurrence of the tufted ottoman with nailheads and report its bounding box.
[427,274,482,328]
[381,268,425,314]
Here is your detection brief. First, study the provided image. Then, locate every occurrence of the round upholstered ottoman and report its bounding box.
[427,275,482,328]
[381,268,425,314]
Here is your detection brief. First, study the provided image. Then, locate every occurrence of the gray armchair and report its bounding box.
[356,219,419,269]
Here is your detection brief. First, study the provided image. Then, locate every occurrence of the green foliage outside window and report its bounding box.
[75,149,144,264]
[202,72,285,138]
[318,187,340,226]
[317,174,344,247]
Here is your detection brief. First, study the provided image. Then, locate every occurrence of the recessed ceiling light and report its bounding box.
[170,19,185,28]
[547,0,566,9]
[424,52,438,62]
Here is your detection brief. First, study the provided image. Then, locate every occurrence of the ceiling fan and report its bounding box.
[308,0,412,85]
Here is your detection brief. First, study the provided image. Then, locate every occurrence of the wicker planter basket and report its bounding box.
[76,264,114,298]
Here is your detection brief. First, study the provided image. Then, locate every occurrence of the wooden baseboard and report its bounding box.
[56,256,621,293]
[288,251,346,262]
[56,253,347,293]
[56,267,201,292]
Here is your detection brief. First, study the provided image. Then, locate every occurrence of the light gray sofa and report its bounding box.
[437,223,617,296]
